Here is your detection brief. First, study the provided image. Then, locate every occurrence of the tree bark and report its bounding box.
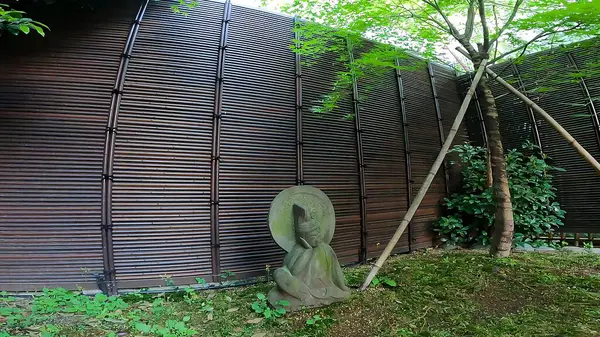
[486,150,493,188]
[478,73,514,257]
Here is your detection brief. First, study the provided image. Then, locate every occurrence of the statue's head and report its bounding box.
[293,204,322,247]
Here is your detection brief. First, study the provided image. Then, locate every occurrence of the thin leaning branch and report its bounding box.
[422,0,478,57]
[492,4,499,60]
[489,0,524,47]
[397,3,450,34]
[490,23,582,63]
[425,15,451,33]
[464,0,475,41]
[423,0,461,38]
[478,0,490,51]
[487,0,514,8]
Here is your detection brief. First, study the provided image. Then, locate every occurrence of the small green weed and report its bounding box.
[179,287,214,318]
[305,314,335,336]
[220,270,236,280]
[199,299,214,318]
[134,317,197,337]
[180,286,215,312]
[182,286,198,304]
[537,273,560,284]
[151,297,170,317]
[160,274,175,287]
[397,328,452,337]
[129,292,198,337]
[494,257,519,267]
[0,291,15,302]
[344,268,366,287]
[41,323,63,337]
[371,275,397,288]
[251,293,288,320]
[0,305,24,327]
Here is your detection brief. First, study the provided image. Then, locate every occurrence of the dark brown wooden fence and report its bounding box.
[459,41,600,236]
[0,0,461,292]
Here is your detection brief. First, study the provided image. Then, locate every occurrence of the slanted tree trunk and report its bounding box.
[477,73,514,257]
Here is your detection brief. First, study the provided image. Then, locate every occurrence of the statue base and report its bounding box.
[267,285,350,312]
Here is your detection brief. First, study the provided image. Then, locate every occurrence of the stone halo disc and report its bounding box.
[268,185,336,252]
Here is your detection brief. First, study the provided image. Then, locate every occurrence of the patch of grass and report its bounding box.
[1,251,599,337]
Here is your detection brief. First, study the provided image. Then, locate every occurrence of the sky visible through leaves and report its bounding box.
[231,0,596,66]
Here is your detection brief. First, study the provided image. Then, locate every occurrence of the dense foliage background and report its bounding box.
[436,142,566,246]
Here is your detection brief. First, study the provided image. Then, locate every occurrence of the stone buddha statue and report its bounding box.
[268,186,350,311]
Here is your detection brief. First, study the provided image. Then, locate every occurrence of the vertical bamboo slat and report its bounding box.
[101,0,150,294]
[210,0,232,281]
[347,39,368,263]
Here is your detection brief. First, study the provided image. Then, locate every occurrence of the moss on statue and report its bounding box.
[267,186,350,311]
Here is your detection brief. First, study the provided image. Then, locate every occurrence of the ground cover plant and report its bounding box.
[1,250,598,337]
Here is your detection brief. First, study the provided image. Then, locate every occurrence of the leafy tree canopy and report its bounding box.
[278,0,599,66]
[262,0,599,113]
[0,3,48,37]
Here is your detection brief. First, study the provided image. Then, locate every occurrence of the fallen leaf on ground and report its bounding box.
[252,333,266,337]
[226,307,239,312]
[246,317,263,324]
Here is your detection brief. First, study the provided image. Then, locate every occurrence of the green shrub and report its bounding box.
[435,142,565,245]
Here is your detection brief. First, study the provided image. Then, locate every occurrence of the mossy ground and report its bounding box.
[2,250,599,337]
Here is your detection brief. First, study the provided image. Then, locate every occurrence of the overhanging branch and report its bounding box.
[489,0,524,47]
[490,23,582,63]
[478,0,490,51]
[423,0,461,38]
[422,0,478,58]
[397,3,451,34]
[492,4,499,60]
[464,1,475,41]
